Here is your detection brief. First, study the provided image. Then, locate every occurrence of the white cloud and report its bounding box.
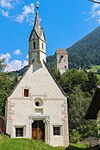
[16,14,24,23]
[0,2,35,25]
[5,60,22,72]
[23,4,34,15]
[1,9,9,16]
[89,3,100,23]
[0,53,11,62]
[23,60,28,66]
[0,0,19,9]
[16,3,35,24]
[0,0,11,9]
[0,52,28,72]
[5,59,28,72]
[14,49,22,55]
[26,54,28,59]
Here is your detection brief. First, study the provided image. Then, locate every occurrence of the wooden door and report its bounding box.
[32,121,45,141]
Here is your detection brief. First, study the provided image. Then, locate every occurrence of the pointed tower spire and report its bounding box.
[34,1,41,30]
[28,1,46,64]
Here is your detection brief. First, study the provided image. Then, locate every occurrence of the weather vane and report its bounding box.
[36,1,40,9]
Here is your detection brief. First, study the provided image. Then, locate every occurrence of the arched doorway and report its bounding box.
[32,121,45,141]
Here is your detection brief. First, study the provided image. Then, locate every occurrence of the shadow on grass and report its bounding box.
[64,145,97,150]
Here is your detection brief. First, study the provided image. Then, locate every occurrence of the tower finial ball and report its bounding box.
[36,1,40,9]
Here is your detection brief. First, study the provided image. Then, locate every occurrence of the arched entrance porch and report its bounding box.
[29,115,50,144]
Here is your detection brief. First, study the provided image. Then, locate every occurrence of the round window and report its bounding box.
[35,101,39,106]
[34,98,43,107]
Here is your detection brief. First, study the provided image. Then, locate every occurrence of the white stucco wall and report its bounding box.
[6,61,69,147]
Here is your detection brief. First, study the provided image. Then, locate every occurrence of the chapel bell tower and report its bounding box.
[28,2,46,64]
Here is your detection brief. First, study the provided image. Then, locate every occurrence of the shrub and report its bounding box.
[70,129,81,143]
[0,134,10,139]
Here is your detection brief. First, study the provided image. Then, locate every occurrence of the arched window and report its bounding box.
[65,66,67,69]
[24,89,29,97]
[42,43,44,50]
[33,42,36,49]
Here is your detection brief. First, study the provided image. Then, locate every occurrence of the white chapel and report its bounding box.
[5,3,69,147]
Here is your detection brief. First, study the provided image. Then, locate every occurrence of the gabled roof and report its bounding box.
[85,86,100,119]
[7,60,67,99]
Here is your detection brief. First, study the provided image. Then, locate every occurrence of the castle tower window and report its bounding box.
[33,42,36,49]
[24,89,29,97]
[61,55,64,58]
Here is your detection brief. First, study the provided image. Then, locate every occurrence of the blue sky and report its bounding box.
[0,0,100,71]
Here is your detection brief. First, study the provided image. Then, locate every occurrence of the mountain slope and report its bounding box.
[47,54,56,70]
[47,26,100,69]
[67,26,100,68]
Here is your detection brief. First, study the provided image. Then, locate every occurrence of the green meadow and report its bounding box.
[0,136,96,150]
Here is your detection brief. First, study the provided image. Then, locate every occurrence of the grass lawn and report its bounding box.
[87,65,100,73]
[91,65,100,72]
[96,74,100,80]
[0,136,96,150]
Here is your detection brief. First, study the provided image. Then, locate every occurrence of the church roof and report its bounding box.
[56,49,68,54]
[85,86,100,119]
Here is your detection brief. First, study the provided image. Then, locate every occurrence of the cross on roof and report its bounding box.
[36,1,40,9]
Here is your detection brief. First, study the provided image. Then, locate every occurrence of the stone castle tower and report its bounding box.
[56,49,68,74]
[28,3,46,64]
